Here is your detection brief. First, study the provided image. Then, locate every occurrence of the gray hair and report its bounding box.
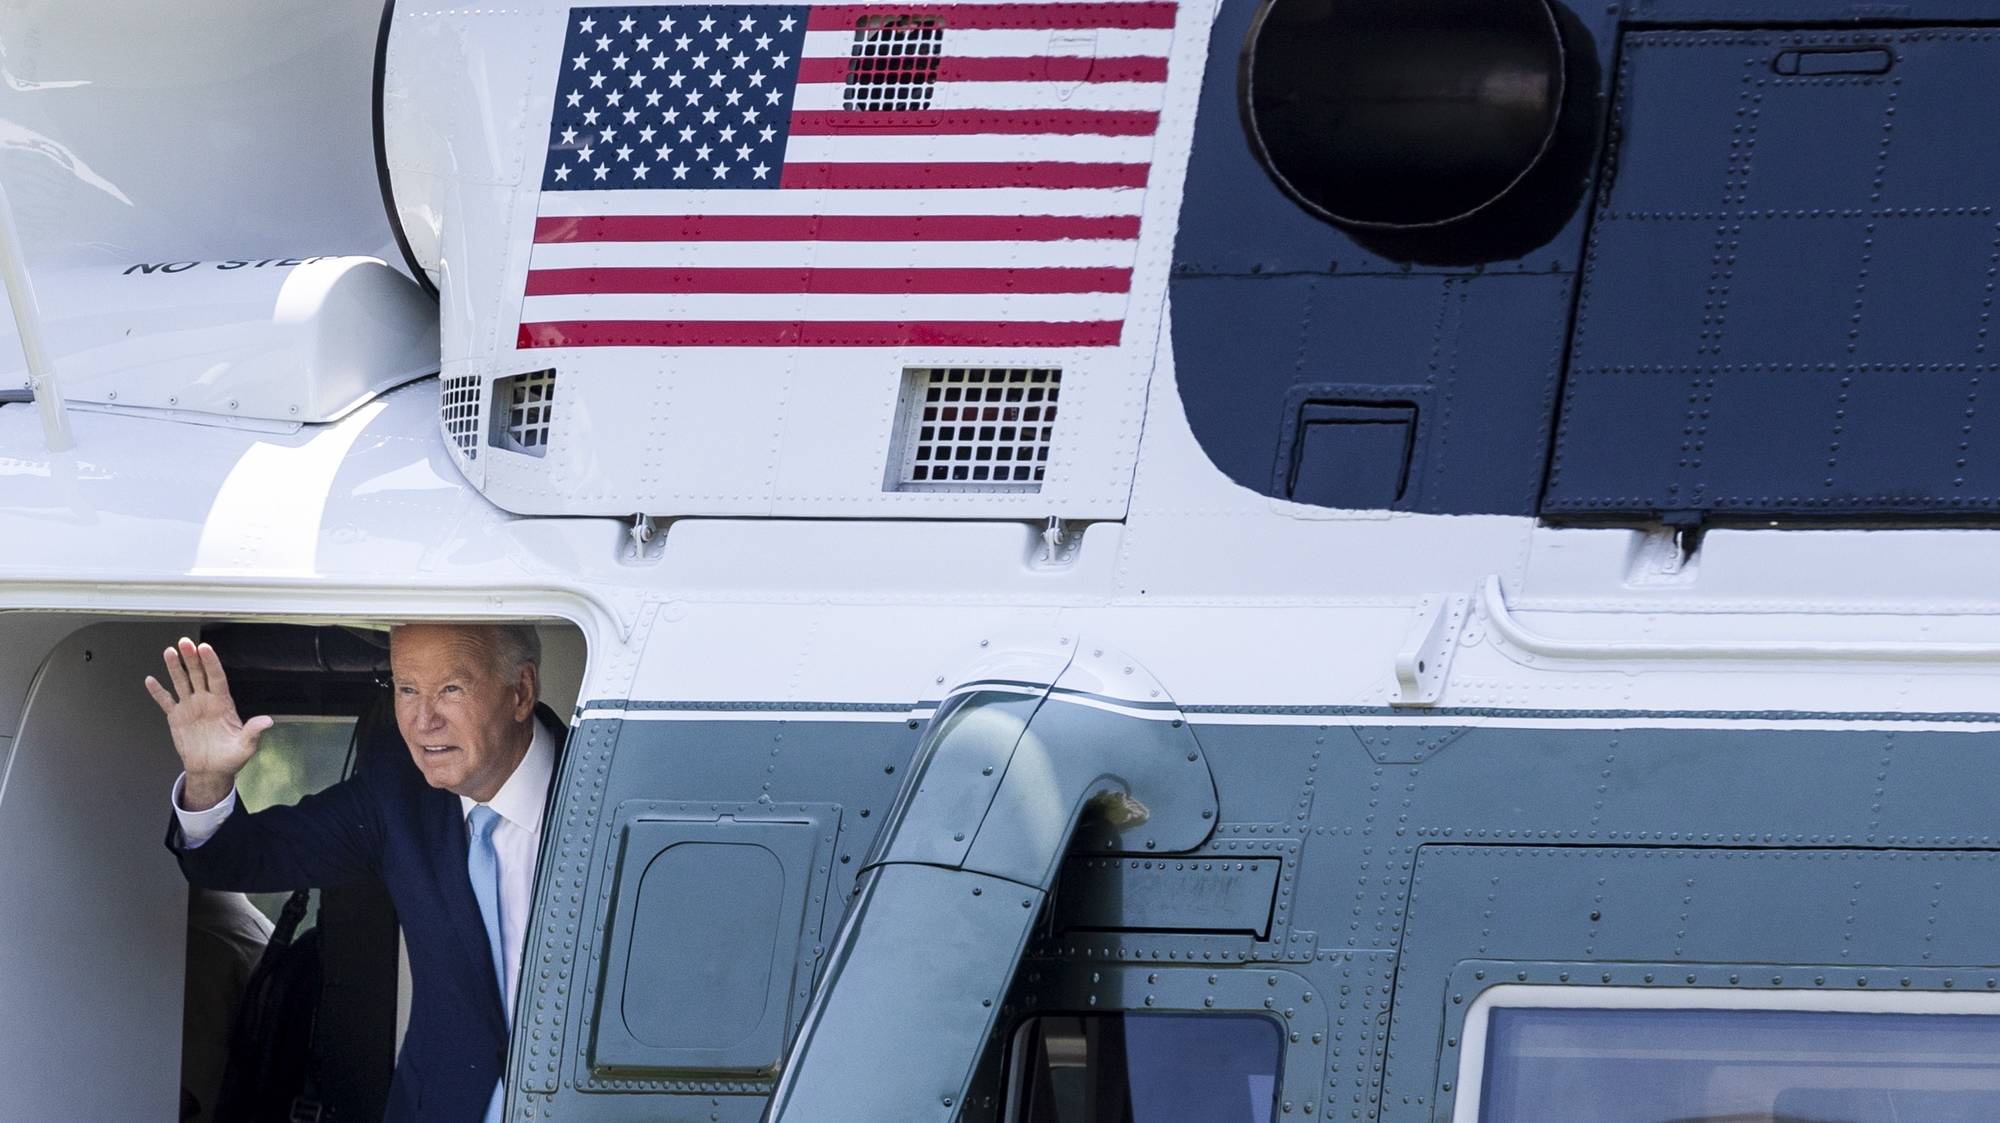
[388,622,542,680]
[489,623,543,678]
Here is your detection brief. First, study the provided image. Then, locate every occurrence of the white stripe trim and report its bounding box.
[945,681,1048,701]
[1044,692,1186,722]
[1183,712,2000,732]
[521,289,1130,321]
[534,185,1146,216]
[581,707,2000,734]
[800,28,1173,58]
[528,238,1138,269]
[580,706,926,723]
[780,132,1156,162]
[791,80,1165,111]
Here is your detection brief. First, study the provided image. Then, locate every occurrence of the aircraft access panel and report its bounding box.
[1543,27,2000,521]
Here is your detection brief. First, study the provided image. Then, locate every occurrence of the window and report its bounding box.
[1457,986,2000,1123]
[234,717,358,925]
[1010,1013,1282,1123]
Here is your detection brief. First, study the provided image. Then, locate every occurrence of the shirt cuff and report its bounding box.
[172,773,238,849]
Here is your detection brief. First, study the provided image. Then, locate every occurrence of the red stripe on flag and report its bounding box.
[805,3,1176,30]
[518,320,1125,348]
[780,162,1147,189]
[796,55,1170,84]
[787,109,1158,136]
[525,266,1132,295]
[533,214,1144,243]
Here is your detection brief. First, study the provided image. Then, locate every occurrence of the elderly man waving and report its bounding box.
[150,623,561,1123]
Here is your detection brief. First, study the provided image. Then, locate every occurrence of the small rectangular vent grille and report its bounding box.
[844,15,942,111]
[892,367,1060,492]
[491,369,557,458]
[440,374,483,461]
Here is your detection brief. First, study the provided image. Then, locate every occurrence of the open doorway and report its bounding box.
[0,615,584,1123]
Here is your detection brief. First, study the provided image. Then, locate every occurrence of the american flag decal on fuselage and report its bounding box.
[519,2,1173,349]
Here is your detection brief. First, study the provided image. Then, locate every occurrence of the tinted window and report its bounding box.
[1013,1013,1282,1123]
[234,718,355,925]
[1480,1006,2000,1122]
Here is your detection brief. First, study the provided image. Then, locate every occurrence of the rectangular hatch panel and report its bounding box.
[1052,855,1281,938]
[1544,28,2000,521]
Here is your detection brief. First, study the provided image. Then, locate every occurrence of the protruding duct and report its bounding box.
[765,648,1219,1122]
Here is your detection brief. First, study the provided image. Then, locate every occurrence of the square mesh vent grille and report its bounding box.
[844,15,943,111]
[440,374,483,461]
[491,370,556,458]
[892,367,1060,492]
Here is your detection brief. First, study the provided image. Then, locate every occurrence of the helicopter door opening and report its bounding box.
[0,614,584,1123]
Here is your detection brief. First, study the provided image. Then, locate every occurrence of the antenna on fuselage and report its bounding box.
[0,177,72,452]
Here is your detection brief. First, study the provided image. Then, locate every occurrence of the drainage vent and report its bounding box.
[440,373,484,461]
[890,367,1059,492]
[491,369,556,458]
[845,15,943,111]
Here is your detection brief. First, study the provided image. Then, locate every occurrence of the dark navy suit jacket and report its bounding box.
[167,706,563,1123]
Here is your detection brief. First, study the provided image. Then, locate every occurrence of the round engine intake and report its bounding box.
[1240,0,1572,237]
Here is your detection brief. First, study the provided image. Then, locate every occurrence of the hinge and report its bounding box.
[1626,523,1703,587]
[1031,516,1083,569]
[1392,594,1468,706]
[620,513,666,565]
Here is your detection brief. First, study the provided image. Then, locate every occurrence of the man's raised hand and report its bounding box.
[144,638,273,812]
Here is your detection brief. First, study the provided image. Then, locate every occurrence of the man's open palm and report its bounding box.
[145,638,272,800]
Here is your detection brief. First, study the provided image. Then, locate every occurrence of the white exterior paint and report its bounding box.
[7,4,2000,1121]
[0,0,397,271]
[2,370,2000,724]
[4,7,2000,1117]
[0,257,438,421]
[380,0,1214,519]
[0,0,1992,754]
[0,1,434,421]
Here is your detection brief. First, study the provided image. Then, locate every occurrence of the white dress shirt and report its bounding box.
[456,723,553,1018]
[173,720,556,1017]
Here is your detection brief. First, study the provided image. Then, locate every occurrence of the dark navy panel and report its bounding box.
[1169,0,1617,516]
[1024,716,2000,1123]
[526,709,2000,1122]
[1386,847,2000,1116]
[1173,272,1577,516]
[1632,0,2000,21]
[1545,29,2000,520]
[587,807,833,1076]
[1284,402,1419,508]
[517,715,921,1122]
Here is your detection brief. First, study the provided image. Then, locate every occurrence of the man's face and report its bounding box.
[389,625,537,802]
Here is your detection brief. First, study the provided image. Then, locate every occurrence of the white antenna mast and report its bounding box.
[0,177,72,452]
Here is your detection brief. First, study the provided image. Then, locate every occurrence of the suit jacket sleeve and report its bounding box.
[166,770,385,893]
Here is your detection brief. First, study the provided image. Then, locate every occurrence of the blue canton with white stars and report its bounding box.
[541,6,808,190]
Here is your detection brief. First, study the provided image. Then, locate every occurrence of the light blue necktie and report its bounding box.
[467,805,506,1123]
